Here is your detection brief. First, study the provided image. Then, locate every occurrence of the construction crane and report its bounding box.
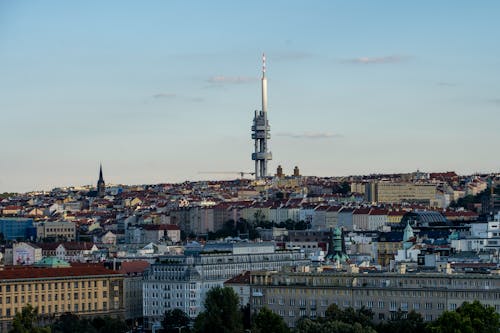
[198,171,256,179]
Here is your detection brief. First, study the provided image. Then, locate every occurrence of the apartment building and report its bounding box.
[0,259,124,332]
[249,269,500,328]
[142,242,309,330]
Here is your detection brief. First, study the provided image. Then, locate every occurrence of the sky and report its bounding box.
[1,1,499,192]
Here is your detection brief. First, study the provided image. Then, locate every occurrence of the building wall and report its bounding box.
[376,182,437,204]
[36,221,76,241]
[124,275,144,321]
[0,218,35,241]
[142,249,309,329]
[0,267,124,332]
[250,271,500,328]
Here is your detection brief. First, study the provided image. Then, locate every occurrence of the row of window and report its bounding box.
[0,302,108,318]
[0,280,107,293]
[0,291,108,305]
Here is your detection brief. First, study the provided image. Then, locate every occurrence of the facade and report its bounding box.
[249,269,500,328]
[142,242,309,329]
[36,221,76,241]
[365,182,437,204]
[0,261,124,332]
[120,261,150,321]
[12,242,42,266]
[0,218,36,241]
[37,242,100,262]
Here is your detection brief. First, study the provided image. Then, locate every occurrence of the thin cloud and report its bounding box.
[274,51,313,61]
[489,98,500,106]
[207,76,258,84]
[436,82,457,87]
[153,92,177,99]
[277,132,343,139]
[189,97,205,103]
[152,92,204,103]
[343,55,409,64]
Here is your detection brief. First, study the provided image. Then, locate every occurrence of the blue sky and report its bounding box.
[1,1,499,192]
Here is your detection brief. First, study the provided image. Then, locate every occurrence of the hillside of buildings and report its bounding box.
[0,170,499,331]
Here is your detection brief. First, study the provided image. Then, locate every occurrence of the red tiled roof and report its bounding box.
[224,271,250,285]
[0,264,120,280]
[119,260,150,274]
[369,209,388,215]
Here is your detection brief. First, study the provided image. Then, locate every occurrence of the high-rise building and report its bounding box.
[251,54,272,179]
[97,164,105,197]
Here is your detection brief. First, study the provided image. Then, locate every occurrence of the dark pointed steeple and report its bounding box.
[97,164,105,197]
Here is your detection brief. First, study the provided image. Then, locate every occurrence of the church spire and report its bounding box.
[97,164,105,197]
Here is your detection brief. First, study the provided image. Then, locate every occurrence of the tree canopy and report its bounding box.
[162,309,191,333]
[252,307,289,333]
[9,305,50,333]
[193,286,242,333]
[428,301,500,333]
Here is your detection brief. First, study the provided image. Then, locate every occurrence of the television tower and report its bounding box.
[251,53,272,179]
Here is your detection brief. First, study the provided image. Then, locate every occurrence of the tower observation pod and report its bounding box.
[251,53,272,180]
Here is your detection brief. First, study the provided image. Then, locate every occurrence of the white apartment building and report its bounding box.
[142,242,310,329]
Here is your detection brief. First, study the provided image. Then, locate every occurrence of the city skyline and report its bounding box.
[1,1,499,192]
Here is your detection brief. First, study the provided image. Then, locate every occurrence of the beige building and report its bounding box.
[0,259,124,332]
[249,269,500,328]
[36,221,76,241]
[366,182,437,204]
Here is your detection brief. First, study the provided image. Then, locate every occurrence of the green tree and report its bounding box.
[91,316,128,333]
[295,317,376,333]
[194,286,242,333]
[252,307,289,333]
[51,314,127,333]
[9,305,51,333]
[377,310,427,333]
[428,300,500,333]
[51,313,96,333]
[162,309,191,333]
[324,304,374,328]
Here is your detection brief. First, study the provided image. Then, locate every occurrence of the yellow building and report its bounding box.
[0,258,124,332]
[367,182,437,204]
[387,211,406,224]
